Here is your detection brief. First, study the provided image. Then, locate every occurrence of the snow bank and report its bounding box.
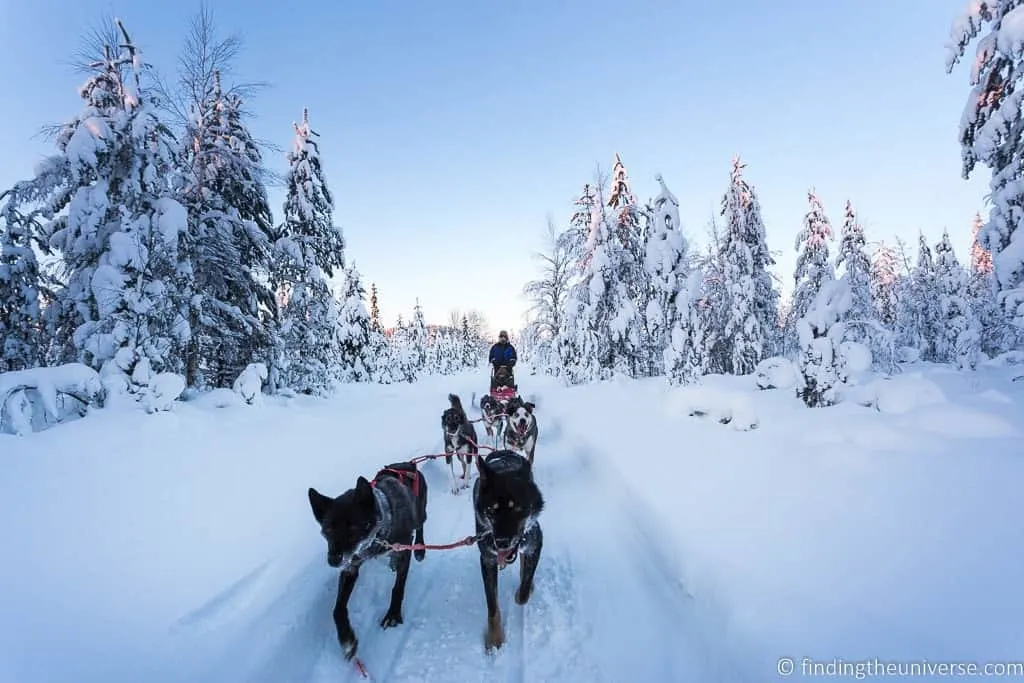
[539,365,1024,670]
[847,373,947,414]
[666,377,759,431]
[754,356,798,390]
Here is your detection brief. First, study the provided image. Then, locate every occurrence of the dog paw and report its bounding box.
[515,582,533,605]
[340,635,359,660]
[380,610,403,629]
[484,619,505,651]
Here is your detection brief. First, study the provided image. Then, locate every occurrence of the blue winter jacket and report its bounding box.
[489,342,517,368]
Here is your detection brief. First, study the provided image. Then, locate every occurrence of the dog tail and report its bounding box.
[470,391,478,409]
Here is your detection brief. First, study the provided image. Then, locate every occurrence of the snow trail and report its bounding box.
[163,407,750,682]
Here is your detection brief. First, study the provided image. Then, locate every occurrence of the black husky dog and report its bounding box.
[473,450,544,651]
[442,393,478,494]
[308,461,428,660]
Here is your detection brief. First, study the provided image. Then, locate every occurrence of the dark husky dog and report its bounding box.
[502,396,538,465]
[478,393,505,444]
[442,393,478,493]
[308,461,428,660]
[472,450,544,651]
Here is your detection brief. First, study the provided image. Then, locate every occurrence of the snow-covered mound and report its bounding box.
[667,377,759,431]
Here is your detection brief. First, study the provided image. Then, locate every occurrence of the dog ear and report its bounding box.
[355,476,375,507]
[308,487,332,524]
[475,456,489,482]
[525,402,535,414]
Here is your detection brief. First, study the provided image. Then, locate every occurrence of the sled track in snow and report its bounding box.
[161,406,754,683]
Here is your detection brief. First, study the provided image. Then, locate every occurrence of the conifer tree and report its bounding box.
[644,173,688,376]
[789,189,835,354]
[181,69,277,387]
[834,200,875,344]
[43,20,190,386]
[934,230,981,369]
[947,3,1024,326]
[0,207,43,371]
[870,242,899,327]
[716,158,778,373]
[272,108,347,394]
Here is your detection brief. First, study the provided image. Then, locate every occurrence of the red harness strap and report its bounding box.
[371,467,420,498]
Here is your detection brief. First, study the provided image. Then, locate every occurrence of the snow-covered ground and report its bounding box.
[1,364,1022,682]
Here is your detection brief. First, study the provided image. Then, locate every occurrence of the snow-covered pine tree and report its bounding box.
[46,21,190,390]
[967,213,1018,356]
[272,108,347,394]
[643,173,688,377]
[788,189,835,355]
[388,315,416,382]
[408,300,429,374]
[369,282,382,332]
[664,268,715,385]
[606,154,652,376]
[934,230,981,369]
[947,3,1024,326]
[335,263,376,382]
[970,211,994,277]
[181,69,277,388]
[834,200,875,341]
[0,207,43,371]
[559,174,642,381]
[795,276,851,408]
[901,233,941,360]
[716,158,778,374]
[870,241,899,326]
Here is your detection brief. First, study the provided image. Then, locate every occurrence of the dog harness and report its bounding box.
[372,467,421,498]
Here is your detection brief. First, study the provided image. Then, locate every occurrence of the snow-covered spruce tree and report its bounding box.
[788,189,835,355]
[970,211,994,277]
[967,213,1019,355]
[644,173,688,376]
[664,268,715,385]
[795,276,852,408]
[559,174,643,381]
[934,230,982,368]
[870,241,899,326]
[369,282,382,332]
[0,207,43,371]
[272,108,347,394]
[388,316,417,383]
[716,158,779,374]
[835,200,876,342]
[947,3,1024,327]
[899,233,941,360]
[606,154,651,376]
[46,21,190,391]
[181,70,277,388]
[408,300,429,373]
[335,263,376,382]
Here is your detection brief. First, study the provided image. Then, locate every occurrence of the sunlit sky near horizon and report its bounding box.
[0,0,990,336]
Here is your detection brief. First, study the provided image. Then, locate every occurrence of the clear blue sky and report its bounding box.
[0,0,989,334]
